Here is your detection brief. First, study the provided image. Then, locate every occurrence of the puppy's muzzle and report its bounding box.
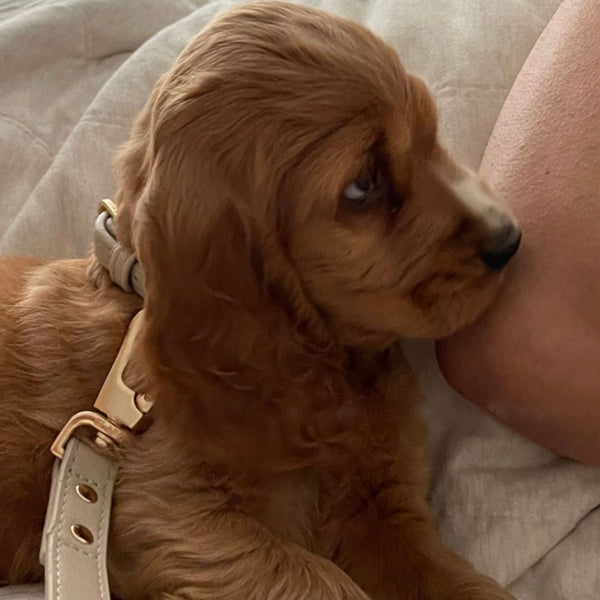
[447,170,521,271]
[481,223,521,270]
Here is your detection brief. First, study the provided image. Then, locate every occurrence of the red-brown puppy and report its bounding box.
[0,3,519,599]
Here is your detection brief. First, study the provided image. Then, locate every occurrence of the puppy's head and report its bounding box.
[117,2,519,353]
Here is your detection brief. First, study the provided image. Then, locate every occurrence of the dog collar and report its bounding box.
[49,309,152,459]
[50,200,152,459]
[93,198,146,298]
[40,200,150,600]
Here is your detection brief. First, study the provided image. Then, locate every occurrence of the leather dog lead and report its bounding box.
[40,200,149,600]
[40,438,117,600]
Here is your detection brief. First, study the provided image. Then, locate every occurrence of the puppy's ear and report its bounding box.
[133,168,267,381]
[124,72,293,388]
[115,66,330,398]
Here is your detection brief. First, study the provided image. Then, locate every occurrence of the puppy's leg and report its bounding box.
[109,507,370,600]
[331,480,514,600]
[322,359,513,600]
[316,350,515,600]
[323,410,514,600]
[108,429,370,600]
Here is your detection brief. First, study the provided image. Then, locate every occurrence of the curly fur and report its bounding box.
[0,3,516,599]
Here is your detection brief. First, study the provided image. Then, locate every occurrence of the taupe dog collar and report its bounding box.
[40,201,149,600]
[93,199,145,298]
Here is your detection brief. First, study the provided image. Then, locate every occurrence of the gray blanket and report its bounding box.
[2,1,598,599]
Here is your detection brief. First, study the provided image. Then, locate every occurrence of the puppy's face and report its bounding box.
[128,2,520,349]
[284,73,520,344]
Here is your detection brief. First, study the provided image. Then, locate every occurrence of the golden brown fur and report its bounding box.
[1,3,517,598]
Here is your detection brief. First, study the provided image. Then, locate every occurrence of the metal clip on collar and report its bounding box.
[50,310,152,458]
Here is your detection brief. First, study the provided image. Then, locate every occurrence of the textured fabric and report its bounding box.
[5,1,599,600]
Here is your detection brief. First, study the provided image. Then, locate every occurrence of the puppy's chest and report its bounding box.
[239,471,320,549]
[236,464,364,556]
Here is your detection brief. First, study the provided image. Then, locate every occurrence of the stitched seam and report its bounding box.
[97,462,117,600]
[71,470,101,489]
[55,442,79,600]
[58,542,97,559]
[55,443,116,599]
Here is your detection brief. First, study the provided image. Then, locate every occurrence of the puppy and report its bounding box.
[0,3,520,599]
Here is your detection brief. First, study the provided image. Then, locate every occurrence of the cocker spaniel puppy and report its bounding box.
[0,3,520,599]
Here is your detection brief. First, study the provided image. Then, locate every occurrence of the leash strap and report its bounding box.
[40,438,117,600]
[40,202,149,600]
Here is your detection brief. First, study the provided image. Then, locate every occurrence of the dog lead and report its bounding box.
[39,200,150,600]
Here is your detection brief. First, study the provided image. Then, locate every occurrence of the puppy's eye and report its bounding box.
[342,176,377,208]
[343,181,372,201]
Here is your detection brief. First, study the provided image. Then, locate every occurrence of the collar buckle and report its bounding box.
[50,411,129,459]
[99,198,118,218]
[93,311,152,428]
[50,311,152,459]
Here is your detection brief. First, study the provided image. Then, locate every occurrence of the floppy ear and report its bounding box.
[131,154,268,381]
[120,71,319,386]
[117,86,354,468]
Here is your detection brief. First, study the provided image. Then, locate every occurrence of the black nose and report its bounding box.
[481,224,521,270]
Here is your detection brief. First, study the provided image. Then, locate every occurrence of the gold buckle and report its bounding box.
[99,198,117,218]
[51,311,153,459]
[94,311,153,429]
[51,411,129,459]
